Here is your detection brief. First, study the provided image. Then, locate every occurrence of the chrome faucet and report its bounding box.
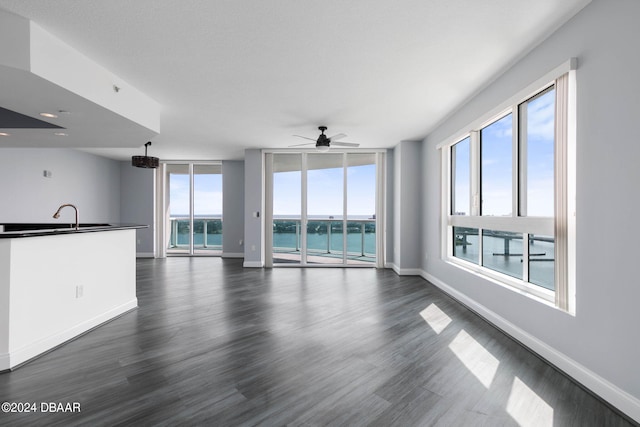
[53,204,79,230]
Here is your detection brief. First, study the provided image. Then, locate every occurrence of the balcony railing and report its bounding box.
[273,218,376,263]
[452,227,555,290]
[167,217,375,261]
[168,217,222,251]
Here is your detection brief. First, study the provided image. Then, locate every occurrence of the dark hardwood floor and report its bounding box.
[0,258,635,426]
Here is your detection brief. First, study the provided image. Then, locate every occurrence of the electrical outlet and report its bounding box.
[76,285,84,298]
[251,245,256,251]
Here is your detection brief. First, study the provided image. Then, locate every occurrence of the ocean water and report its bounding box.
[169,232,222,248]
[169,231,375,254]
[273,231,376,255]
[272,218,376,255]
[454,230,555,290]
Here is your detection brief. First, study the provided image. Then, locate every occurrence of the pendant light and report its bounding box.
[131,141,159,168]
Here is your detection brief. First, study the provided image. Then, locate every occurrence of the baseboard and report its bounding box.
[387,263,422,276]
[243,261,264,268]
[136,252,155,258]
[1,299,138,371]
[420,270,640,424]
[222,252,244,259]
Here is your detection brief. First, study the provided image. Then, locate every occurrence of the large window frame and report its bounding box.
[439,59,576,312]
[264,150,386,268]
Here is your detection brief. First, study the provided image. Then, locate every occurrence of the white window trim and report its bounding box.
[439,59,577,313]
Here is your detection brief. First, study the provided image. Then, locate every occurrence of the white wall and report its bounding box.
[392,141,422,273]
[421,0,640,420]
[0,148,120,223]
[385,149,395,266]
[0,8,29,70]
[243,149,263,266]
[119,161,155,256]
[222,160,245,257]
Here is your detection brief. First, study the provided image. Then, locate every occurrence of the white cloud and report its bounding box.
[526,90,555,142]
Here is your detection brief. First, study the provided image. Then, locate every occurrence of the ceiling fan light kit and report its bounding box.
[291,126,359,151]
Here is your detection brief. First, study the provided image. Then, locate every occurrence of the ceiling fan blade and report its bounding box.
[328,133,347,141]
[331,141,359,147]
[289,142,317,147]
[293,135,317,141]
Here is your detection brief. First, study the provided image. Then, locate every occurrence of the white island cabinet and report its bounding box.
[0,225,144,371]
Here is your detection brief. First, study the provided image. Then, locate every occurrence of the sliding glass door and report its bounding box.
[165,163,222,256]
[271,154,302,264]
[266,152,382,267]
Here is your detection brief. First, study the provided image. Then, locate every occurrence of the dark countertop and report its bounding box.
[0,223,148,238]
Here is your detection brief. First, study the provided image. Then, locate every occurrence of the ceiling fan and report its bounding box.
[291,126,359,152]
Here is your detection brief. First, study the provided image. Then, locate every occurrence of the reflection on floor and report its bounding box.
[273,252,375,265]
[0,258,634,426]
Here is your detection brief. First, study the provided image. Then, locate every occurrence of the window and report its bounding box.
[441,60,575,311]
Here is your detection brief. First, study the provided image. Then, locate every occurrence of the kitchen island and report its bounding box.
[0,223,145,371]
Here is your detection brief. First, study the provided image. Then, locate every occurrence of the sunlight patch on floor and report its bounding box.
[506,376,554,427]
[448,329,499,388]
[419,303,452,334]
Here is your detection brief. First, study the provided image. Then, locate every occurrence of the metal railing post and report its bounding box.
[327,221,332,253]
[203,220,208,248]
[295,221,300,251]
[171,219,177,248]
[361,222,365,256]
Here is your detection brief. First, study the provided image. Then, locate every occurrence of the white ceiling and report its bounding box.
[0,0,590,161]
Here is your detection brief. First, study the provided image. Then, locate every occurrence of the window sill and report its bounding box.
[444,256,564,311]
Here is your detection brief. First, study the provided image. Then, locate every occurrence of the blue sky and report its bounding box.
[168,157,376,218]
[274,162,376,218]
[525,88,555,216]
[169,173,223,216]
[273,171,301,215]
[482,113,513,216]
